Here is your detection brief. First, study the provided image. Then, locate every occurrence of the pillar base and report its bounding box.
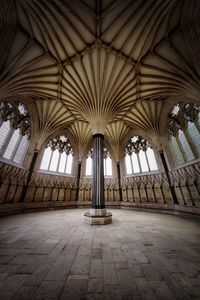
[84,209,112,225]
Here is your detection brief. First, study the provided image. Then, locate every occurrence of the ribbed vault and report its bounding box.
[0,0,200,153]
[67,121,92,161]
[105,121,131,161]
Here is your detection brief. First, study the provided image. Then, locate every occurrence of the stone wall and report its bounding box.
[171,161,200,207]
[0,161,199,216]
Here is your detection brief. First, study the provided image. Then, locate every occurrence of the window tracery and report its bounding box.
[168,103,200,165]
[0,102,30,165]
[125,136,158,175]
[40,135,73,174]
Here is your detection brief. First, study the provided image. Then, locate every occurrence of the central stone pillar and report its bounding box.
[84,133,112,224]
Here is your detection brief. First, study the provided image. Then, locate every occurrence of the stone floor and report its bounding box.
[0,209,200,300]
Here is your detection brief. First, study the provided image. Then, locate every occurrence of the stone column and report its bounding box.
[116,161,123,204]
[92,134,105,208]
[84,133,112,224]
[159,150,179,204]
[75,161,82,200]
[20,150,38,202]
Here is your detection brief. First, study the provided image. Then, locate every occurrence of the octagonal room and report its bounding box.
[0,0,200,299]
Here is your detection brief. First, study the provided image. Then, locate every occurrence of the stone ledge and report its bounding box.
[120,202,200,216]
[0,201,78,216]
[0,201,199,217]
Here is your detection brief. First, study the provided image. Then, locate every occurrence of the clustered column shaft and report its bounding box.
[159,150,179,204]
[91,133,105,209]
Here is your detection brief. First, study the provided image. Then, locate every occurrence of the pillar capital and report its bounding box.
[93,133,104,139]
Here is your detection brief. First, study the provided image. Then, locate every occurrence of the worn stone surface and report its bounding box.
[0,208,199,299]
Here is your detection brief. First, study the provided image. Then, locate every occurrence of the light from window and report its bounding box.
[85,156,113,176]
[168,103,200,166]
[66,153,72,173]
[49,149,59,171]
[178,130,194,161]
[40,146,73,174]
[187,122,200,155]
[13,135,29,164]
[170,136,185,165]
[40,147,52,170]
[3,129,20,159]
[125,154,132,175]
[146,148,158,171]
[131,152,140,173]
[139,151,149,172]
[0,121,11,150]
[86,156,92,176]
[104,156,112,176]
[58,152,67,173]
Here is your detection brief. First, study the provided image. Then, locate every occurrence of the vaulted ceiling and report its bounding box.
[0,0,200,156]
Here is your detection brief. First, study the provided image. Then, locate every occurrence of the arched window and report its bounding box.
[125,136,158,175]
[168,103,200,166]
[85,155,93,176]
[103,149,112,176]
[40,135,73,174]
[85,148,113,176]
[0,102,30,165]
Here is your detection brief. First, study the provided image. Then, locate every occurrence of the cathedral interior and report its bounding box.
[0,0,200,299]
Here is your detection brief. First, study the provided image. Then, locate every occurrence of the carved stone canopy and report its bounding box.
[168,103,200,136]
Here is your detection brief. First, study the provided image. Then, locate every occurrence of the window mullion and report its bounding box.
[57,151,61,172]
[176,134,187,162]
[48,150,54,170]
[11,134,22,161]
[91,158,93,175]
[64,154,68,173]
[0,128,14,157]
[185,126,198,158]
[136,152,142,173]
[195,117,200,133]
[130,154,134,174]
[145,150,150,171]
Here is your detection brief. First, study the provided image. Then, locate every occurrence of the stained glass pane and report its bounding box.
[40,147,52,170]
[125,154,132,174]
[66,153,73,174]
[146,148,158,171]
[3,129,20,159]
[131,152,140,173]
[86,156,92,176]
[178,130,195,161]
[13,135,29,164]
[187,122,200,155]
[170,136,185,165]
[49,149,59,171]
[104,158,106,174]
[58,152,67,173]
[105,157,112,176]
[0,121,11,150]
[139,150,149,172]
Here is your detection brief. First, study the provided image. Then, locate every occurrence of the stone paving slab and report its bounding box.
[0,208,199,299]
